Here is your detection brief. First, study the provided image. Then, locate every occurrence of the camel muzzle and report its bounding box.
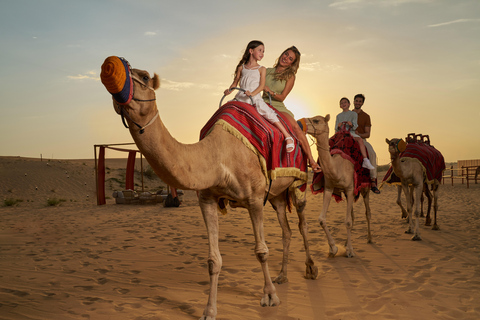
[100,56,133,105]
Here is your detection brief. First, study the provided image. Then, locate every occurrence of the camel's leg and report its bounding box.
[402,183,414,235]
[269,196,292,284]
[396,185,408,219]
[294,195,318,280]
[432,183,440,230]
[198,193,222,320]
[423,184,433,226]
[420,189,425,217]
[362,188,372,243]
[247,198,280,307]
[344,190,356,258]
[411,184,423,241]
[318,189,338,257]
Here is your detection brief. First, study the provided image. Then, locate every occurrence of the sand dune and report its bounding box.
[1,156,479,319]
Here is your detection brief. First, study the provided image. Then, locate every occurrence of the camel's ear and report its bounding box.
[386,138,390,144]
[152,73,160,90]
[325,114,330,122]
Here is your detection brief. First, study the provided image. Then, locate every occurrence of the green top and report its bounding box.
[262,68,295,118]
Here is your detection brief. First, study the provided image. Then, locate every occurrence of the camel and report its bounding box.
[386,138,440,240]
[100,57,317,320]
[301,115,372,258]
[395,183,433,226]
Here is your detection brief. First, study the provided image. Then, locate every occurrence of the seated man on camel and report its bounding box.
[335,97,375,171]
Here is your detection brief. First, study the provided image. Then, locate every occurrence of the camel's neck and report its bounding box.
[315,132,339,180]
[128,111,219,190]
[390,152,405,178]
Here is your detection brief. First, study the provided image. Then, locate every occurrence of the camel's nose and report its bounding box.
[100,56,132,104]
[100,56,127,94]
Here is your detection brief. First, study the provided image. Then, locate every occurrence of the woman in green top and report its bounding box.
[263,46,321,172]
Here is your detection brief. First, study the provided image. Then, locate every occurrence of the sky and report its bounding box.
[0,0,479,164]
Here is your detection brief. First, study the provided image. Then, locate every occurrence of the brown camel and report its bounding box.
[100,57,317,320]
[395,183,433,225]
[385,138,440,240]
[302,115,372,258]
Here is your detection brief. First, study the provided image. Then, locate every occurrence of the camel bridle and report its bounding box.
[117,73,158,135]
[307,118,330,152]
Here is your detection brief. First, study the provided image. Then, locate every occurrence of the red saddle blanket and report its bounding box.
[200,101,308,194]
[311,130,371,202]
[382,142,445,185]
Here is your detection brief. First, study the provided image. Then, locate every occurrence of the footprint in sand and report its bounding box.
[94,268,109,274]
[116,288,130,294]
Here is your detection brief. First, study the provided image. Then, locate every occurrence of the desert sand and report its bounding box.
[1,156,479,320]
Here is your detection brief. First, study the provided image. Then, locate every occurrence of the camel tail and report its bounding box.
[285,189,293,214]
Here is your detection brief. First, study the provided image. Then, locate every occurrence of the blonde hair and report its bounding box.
[272,46,301,81]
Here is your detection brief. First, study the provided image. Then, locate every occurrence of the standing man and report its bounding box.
[353,94,381,194]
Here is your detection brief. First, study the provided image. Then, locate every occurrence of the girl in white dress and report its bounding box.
[224,40,295,153]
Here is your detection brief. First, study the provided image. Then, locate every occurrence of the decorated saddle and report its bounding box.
[200,101,308,197]
[382,135,446,186]
[311,129,371,202]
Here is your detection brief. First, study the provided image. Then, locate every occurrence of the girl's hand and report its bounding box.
[224,88,232,95]
[245,90,252,97]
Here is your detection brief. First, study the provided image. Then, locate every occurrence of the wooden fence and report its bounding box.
[442,159,480,188]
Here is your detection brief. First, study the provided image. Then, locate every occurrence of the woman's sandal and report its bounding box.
[285,137,295,153]
[371,185,381,194]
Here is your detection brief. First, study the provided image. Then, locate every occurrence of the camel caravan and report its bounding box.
[100,56,445,320]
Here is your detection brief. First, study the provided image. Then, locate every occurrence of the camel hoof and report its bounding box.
[199,315,215,320]
[346,249,356,258]
[272,275,288,284]
[305,265,318,280]
[328,245,338,258]
[411,234,422,241]
[260,293,280,307]
[432,225,439,231]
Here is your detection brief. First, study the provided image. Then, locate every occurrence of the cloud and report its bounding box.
[144,31,157,36]
[160,79,195,91]
[428,19,480,28]
[329,0,432,10]
[68,71,99,81]
[301,62,343,72]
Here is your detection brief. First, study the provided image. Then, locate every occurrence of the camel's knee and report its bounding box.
[345,220,352,229]
[208,259,222,275]
[318,217,327,227]
[256,252,269,263]
[414,209,421,218]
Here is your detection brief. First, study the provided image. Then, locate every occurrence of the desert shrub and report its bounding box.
[377,164,391,172]
[46,198,66,206]
[144,166,157,179]
[4,198,23,207]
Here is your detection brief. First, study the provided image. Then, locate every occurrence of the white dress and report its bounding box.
[234,65,279,124]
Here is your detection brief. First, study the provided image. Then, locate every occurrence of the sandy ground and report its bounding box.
[1,156,479,320]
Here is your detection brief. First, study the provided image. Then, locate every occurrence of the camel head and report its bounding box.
[299,114,330,138]
[386,138,407,154]
[100,56,160,127]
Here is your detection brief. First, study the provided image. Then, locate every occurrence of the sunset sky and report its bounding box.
[1,0,479,164]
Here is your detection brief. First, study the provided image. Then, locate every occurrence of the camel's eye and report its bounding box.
[142,75,149,82]
[313,120,319,124]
